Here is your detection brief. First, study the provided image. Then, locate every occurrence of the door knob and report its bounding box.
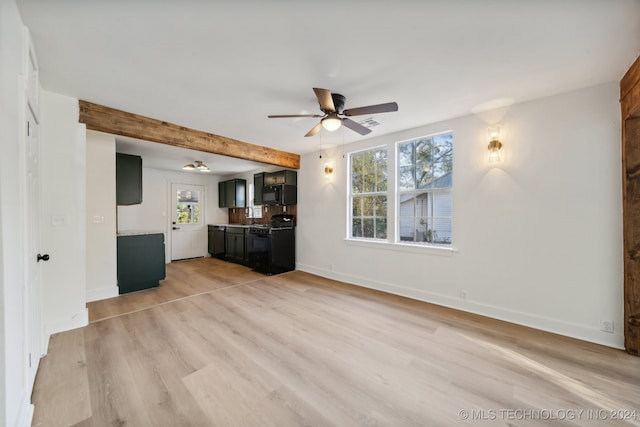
[37,253,50,262]
[172,227,180,230]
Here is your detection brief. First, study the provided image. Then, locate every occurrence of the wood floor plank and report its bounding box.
[32,260,640,426]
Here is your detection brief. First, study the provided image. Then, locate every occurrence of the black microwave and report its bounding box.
[262,184,297,206]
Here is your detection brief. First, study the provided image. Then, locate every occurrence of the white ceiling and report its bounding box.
[17,0,640,172]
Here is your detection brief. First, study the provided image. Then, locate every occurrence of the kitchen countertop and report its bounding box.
[117,230,165,236]
[208,224,256,228]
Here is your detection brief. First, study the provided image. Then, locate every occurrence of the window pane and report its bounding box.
[363,218,374,238]
[352,196,362,217]
[375,149,388,192]
[362,196,374,216]
[417,218,432,242]
[433,191,452,217]
[398,166,415,191]
[433,217,452,244]
[432,133,453,186]
[375,217,387,239]
[352,218,362,237]
[351,152,363,193]
[398,217,415,242]
[399,194,415,218]
[352,172,363,194]
[374,195,387,217]
[415,193,431,217]
[398,141,414,167]
[176,190,200,224]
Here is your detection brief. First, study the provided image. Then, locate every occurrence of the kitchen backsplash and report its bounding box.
[228,205,297,225]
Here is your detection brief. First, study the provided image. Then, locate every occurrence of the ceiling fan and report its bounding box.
[268,88,398,137]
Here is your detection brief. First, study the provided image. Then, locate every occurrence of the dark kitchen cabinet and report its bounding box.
[253,172,264,205]
[207,225,225,259]
[117,233,165,294]
[225,226,246,264]
[116,153,142,205]
[218,179,246,208]
[264,170,297,186]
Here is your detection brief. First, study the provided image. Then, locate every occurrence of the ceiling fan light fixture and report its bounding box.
[182,163,196,170]
[321,114,342,132]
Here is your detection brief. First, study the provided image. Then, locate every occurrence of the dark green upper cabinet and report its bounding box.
[253,172,264,205]
[116,153,142,205]
[264,170,297,186]
[218,178,246,208]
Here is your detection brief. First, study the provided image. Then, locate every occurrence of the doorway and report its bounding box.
[170,183,206,261]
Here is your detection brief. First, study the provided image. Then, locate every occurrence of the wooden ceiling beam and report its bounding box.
[78,100,300,169]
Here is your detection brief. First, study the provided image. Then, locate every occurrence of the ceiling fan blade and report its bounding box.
[342,118,372,136]
[313,88,336,112]
[344,102,398,117]
[268,114,323,118]
[304,122,323,137]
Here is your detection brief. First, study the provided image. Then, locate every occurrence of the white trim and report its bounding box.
[13,392,34,427]
[86,285,119,302]
[297,263,625,350]
[344,237,457,256]
[46,307,89,340]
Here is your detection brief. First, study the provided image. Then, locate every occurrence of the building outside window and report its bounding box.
[349,147,388,239]
[397,132,453,245]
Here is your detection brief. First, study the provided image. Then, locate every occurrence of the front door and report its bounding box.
[170,183,206,261]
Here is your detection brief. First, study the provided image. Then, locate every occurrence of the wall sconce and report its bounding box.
[324,163,334,177]
[487,125,503,163]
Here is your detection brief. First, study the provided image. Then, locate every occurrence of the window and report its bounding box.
[349,147,388,239]
[176,190,200,224]
[247,183,263,219]
[397,132,452,245]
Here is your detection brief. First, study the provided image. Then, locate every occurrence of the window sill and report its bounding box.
[344,238,457,256]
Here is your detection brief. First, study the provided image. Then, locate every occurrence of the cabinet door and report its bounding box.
[254,173,264,205]
[116,153,142,205]
[235,179,246,208]
[218,181,226,207]
[264,170,297,186]
[224,180,236,207]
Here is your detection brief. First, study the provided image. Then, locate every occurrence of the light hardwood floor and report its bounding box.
[32,258,640,426]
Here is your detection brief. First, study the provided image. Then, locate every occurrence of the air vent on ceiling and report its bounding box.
[359,118,381,129]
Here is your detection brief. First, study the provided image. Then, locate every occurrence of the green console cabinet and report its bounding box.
[117,233,166,294]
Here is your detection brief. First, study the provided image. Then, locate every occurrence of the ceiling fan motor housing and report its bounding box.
[329,93,346,114]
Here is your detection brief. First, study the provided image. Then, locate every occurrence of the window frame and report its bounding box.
[347,145,389,241]
[395,131,453,247]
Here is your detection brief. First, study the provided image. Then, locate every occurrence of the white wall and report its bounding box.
[117,167,225,262]
[40,91,88,337]
[86,131,117,302]
[0,1,30,425]
[298,82,624,349]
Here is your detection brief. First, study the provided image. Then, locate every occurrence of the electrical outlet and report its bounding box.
[600,319,614,333]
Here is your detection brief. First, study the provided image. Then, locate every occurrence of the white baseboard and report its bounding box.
[296,263,625,350]
[86,285,119,302]
[46,307,89,343]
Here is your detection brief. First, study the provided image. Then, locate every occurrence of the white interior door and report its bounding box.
[25,105,43,392]
[170,183,206,261]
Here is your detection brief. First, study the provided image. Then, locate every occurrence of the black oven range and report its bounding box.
[247,214,295,275]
